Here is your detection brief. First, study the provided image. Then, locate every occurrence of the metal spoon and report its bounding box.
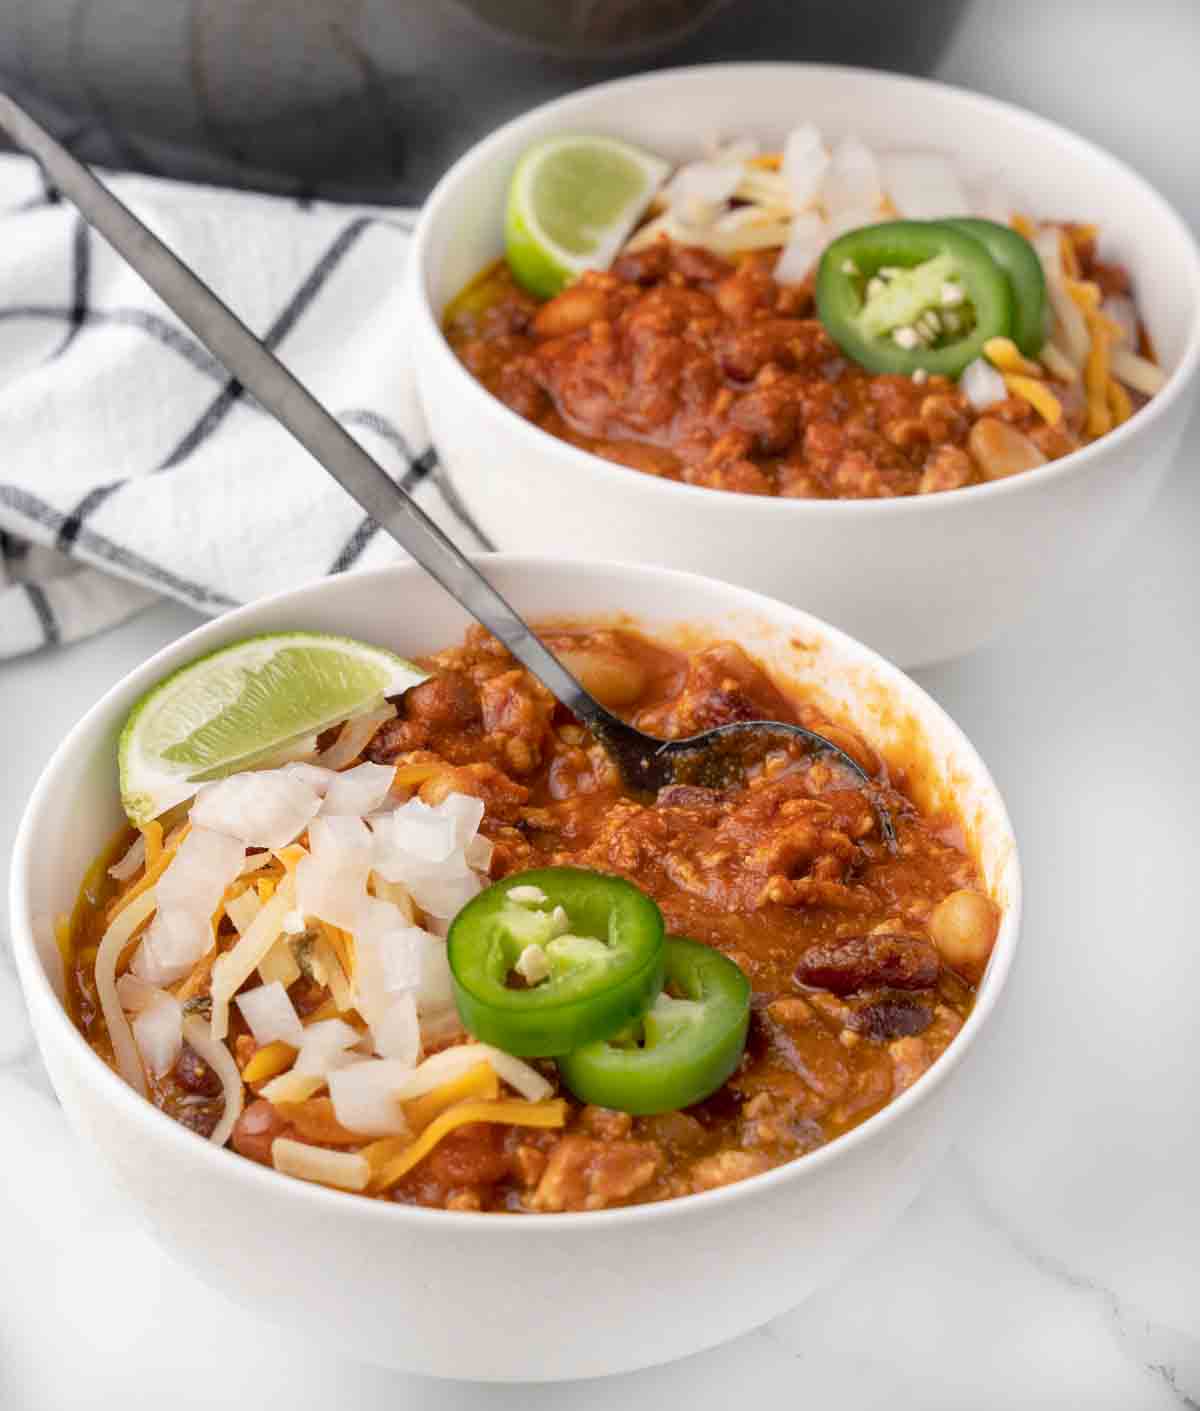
[0,94,895,847]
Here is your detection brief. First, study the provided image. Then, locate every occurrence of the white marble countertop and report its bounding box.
[4,5,1200,1407]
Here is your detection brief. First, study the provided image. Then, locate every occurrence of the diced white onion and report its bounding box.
[409,866,482,921]
[272,1138,370,1191]
[821,136,881,219]
[420,1008,466,1046]
[115,972,159,1013]
[159,827,246,913]
[464,835,494,872]
[371,992,422,1065]
[435,793,486,848]
[284,762,337,796]
[781,123,828,209]
[314,703,396,772]
[107,834,145,882]
[235,981,305,1048]
[293,1018,362,1075]
[391,798,458,863]
[191,772,321,850]
[133,827,245,983]
[960,356,1008,410]
[772,208,829,285]
[328,1059,414,1136]
[319,761,397,817]
[130,908,211,986]
[879,151,969,219]
[295,815,372,932]
[181,1015,244,1146]
[132,990,183,1078]
[664,158,744,210]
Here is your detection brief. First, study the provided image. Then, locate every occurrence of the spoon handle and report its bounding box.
[0,93,606,728]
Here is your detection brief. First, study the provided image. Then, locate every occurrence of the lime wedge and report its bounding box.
[118,632,428,825]
[505,136,670,299]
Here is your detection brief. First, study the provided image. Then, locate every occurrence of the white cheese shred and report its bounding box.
[271,1138,370,1192]
[94,889,158,1097]
[181,1015,244,1147]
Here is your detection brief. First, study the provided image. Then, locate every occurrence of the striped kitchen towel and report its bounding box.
[0,152,491,660]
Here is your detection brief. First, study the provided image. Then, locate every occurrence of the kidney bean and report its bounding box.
[794,934,941,997]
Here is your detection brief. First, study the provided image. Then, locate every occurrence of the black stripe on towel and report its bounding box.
[23,582,61,646]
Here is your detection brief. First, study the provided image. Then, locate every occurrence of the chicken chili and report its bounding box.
[66,625,999,1213]
[447,127,1163,499]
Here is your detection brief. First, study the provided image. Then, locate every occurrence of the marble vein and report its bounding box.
[957,1152,1200,1409]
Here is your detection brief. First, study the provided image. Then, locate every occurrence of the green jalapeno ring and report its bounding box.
[556,936,752,1115]
[940,217,1048,358]
[815,219,1014,378]
[447,867,666,1058]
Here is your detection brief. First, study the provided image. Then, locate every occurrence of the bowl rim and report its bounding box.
[410,59,1200,519]
[10,554,1022,1232]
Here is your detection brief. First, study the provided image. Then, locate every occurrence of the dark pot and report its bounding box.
[1,0,965,201]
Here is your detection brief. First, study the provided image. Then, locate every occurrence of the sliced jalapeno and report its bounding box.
[556,936,751,1115]
[816,219,1014,378]
[941,217,1048,357]
[447,867,665,1057]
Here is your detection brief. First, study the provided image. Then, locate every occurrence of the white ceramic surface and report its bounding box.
[410,63,1200,669]
[9,556,1018,1382]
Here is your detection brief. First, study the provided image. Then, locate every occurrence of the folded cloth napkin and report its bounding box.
[0,154,492,660]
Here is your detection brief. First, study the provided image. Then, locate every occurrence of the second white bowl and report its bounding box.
[410,63,1200,667]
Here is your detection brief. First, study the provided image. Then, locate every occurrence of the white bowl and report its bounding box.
[10,557,1020,1381]
[410,63,1200,668]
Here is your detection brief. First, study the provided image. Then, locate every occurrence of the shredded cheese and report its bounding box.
[209,873,296,1041]
[1083,317,1113,437]
[181,1015,244,1145]
[94,889,158,1095]
[403,1062,499,1134]
[1107,376,1134,427]
[273,843,308,874]
[983,337,1043,378]
[258,936,301,989]
[241,1039,298,1086]
[311,930,354,1012]
[1003,374,1063,426]
[141,820,163,871]
[260,1070,325,1104]
[272,1138,370,1192]
[365,1098,568,1192]
[1110,346,1167,397]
